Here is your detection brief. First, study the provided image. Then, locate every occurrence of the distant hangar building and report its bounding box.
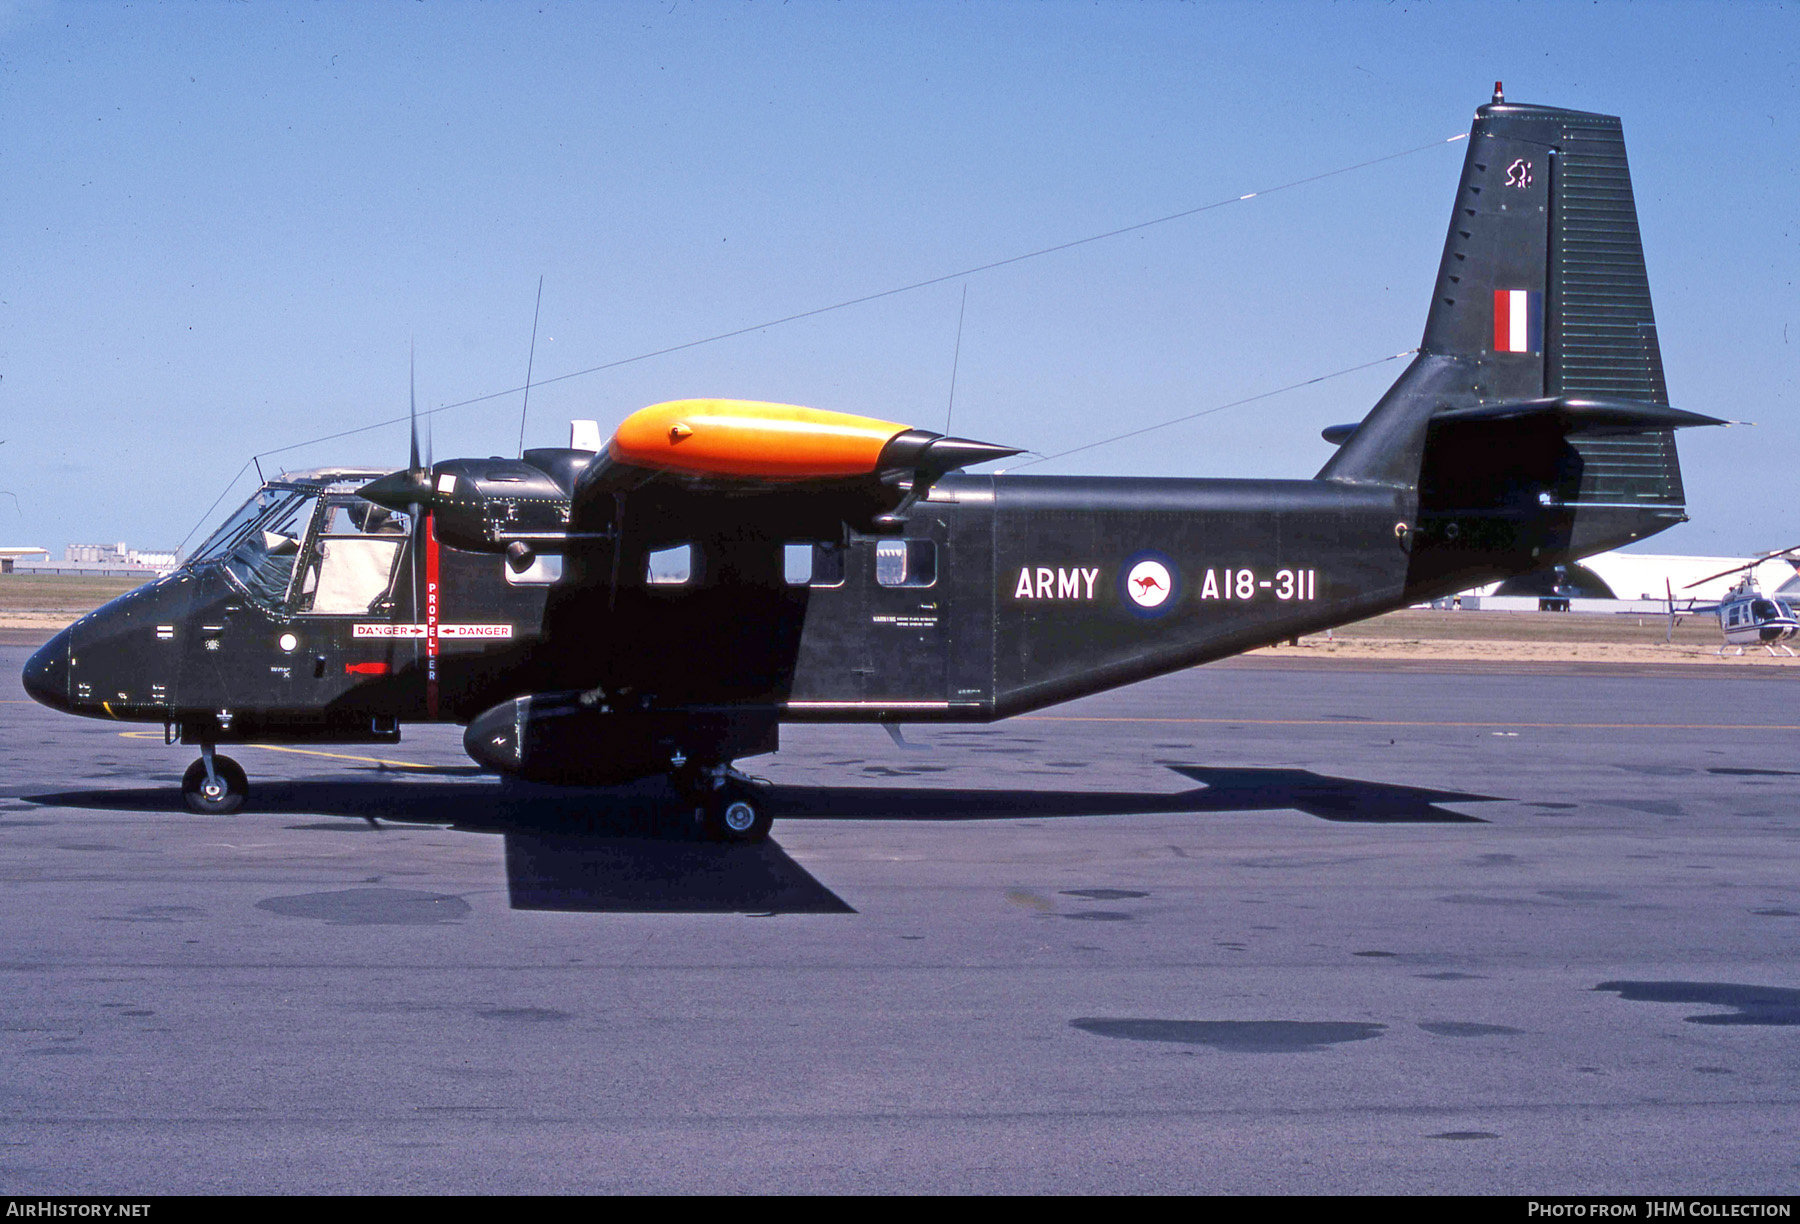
[1460,550,1800,611]
[11,543,177,578]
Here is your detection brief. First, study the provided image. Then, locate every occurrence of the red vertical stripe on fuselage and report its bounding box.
[425,512,440,720]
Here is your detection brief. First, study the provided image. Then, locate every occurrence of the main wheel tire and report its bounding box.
[703,780,773,843]
[181,755,248,815]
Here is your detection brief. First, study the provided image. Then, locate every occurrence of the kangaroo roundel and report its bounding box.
[1122,555,1176,614]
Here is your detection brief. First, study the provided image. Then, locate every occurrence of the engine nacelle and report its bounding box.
[360,456,579,555]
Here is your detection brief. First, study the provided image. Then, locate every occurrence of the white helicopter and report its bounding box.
[1670,547,1800,656]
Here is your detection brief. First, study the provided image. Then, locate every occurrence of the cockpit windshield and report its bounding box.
[188,488,284,565]
[187,486,321,606]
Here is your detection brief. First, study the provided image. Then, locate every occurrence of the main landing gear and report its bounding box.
[673,763,773,843]
[181,745,247,815]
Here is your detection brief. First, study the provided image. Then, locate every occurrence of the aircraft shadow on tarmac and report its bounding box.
[768,767,1496,825]
[23,765,1495,914]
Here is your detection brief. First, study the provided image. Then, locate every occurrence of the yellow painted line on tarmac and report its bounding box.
[246,744,437,770]
[117,730,434,770]
[1021,716,1800,732]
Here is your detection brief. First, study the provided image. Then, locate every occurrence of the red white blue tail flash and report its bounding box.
[1492,289,1542,353]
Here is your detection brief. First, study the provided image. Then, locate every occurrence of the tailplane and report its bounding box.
[1318,87,1721,594]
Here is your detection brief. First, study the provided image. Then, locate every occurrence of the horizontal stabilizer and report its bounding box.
[1431,396,1724,434]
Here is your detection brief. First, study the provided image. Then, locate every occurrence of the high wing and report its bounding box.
[360,398,1018,566]
[360,400,1023,788]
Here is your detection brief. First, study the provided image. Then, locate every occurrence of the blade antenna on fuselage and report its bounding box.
[945,283,967,435]
[516,276,544,459]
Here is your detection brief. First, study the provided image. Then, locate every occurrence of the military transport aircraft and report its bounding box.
[24,91,1725,841]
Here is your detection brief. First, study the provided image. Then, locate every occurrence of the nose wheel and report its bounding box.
[181,752,248,815]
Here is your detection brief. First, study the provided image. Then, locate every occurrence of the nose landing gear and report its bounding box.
[181,746,248,815]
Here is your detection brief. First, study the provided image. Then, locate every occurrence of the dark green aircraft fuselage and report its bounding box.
[21,95,1722,825]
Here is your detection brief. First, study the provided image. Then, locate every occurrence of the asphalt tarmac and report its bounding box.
[2,641,1797,1194]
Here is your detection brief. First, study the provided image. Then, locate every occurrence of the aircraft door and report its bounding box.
[854,520,952,704]
[285,497,412,714]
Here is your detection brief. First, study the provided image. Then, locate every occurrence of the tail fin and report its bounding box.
[1319,91,1720,586]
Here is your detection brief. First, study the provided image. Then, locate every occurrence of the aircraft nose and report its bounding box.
[22,627,73,713]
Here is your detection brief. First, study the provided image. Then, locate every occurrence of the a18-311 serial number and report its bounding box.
[1200,568,1318,601]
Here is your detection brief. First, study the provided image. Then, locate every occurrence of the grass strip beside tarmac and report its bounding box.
[0,573,141,614]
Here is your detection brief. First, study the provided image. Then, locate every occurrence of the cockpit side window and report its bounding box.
[293,497,410,615]
[322,502,408,536]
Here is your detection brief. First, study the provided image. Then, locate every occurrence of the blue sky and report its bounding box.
[2,0,1794,557]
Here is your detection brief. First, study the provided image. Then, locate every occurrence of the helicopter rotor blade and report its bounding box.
[1687,561,1766,590]
[1683,568,1741,590]
[1682,544,1800,591]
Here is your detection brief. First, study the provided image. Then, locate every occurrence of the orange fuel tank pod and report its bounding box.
[608,399,911,479]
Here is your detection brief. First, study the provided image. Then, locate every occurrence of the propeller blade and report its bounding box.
[362,350,436,513]
[409,345,421,476]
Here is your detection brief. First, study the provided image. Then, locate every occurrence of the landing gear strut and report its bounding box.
[182,746,247,815]
[674,763,773,843]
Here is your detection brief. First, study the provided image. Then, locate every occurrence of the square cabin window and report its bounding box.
[783,542,813,586]
[786,542,846,587]
[874,538,936,588]
[646,544,695,585]
[505,552,564,586]
[812,542,846,587]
